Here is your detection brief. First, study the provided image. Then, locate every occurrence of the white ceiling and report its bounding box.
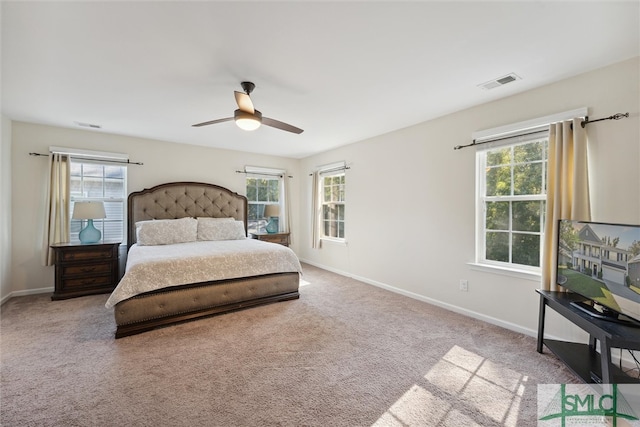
[2,1,639,159]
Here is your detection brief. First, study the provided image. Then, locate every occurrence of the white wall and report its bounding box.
[1,115,12,303]
[298,57,640,340]
[6,57,640,343]
[9,124,301,295]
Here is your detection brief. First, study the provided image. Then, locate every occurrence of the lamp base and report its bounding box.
[265,217,279,234]
[79,219,102,244]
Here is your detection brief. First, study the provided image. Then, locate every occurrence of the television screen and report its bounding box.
[556,219,640,323]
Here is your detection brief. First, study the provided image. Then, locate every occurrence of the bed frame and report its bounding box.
[113,181,300,338]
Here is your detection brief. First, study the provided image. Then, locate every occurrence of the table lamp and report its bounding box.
[72,201,106,244]
[263,205,280,234]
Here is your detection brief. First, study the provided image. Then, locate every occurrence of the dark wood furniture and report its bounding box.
[51,241,121,300]
[113,182,300,338]
[251,231,290,247]
[537,290,640,384]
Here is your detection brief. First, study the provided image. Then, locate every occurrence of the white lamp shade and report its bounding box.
[72,201,106,220]
[264,204,280,218]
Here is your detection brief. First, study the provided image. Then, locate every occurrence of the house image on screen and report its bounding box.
[629,255,640,288]
[571,224,632,288]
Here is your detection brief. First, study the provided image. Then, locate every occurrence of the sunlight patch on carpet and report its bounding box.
[371,384,451,426]
[299,279,311,287]
[373,345,528,426]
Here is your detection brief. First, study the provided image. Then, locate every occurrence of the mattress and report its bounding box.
[106,238,302,308]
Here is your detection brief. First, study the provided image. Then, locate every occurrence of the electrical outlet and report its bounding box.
[459,280,469,292]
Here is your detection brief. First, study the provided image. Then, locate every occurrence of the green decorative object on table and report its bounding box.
[264,205,280,234]
[73,201,106,244]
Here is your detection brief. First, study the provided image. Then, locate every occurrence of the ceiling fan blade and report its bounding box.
[234,91,254,114]
[262,117,304,134]
[192,117,233,127]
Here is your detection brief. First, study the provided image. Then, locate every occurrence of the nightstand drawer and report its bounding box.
[62,263,112,277]
[251,232,290,247]
[61,248,113,262]
[264,234,288,245]
[60,274,113,289]
[51,241,121,300]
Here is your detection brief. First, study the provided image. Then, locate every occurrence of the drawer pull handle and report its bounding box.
[84,278,97,285]
[80,267,96,273]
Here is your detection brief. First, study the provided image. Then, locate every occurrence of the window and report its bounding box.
[69,159,127,244]
[477,132,548,270]
[244,167,286,234]
[322,172,345,239]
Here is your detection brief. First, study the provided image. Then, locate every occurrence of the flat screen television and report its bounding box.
[556,219,640,325]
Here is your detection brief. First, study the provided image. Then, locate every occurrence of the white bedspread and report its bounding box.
[105,238,302,308]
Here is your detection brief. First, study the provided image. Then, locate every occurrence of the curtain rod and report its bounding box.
[29,152,144,165]
[454,112,630,151]
[454,129,546,151]
[572,112,629,129]
[308,165,351,176]
[235,169,293,178]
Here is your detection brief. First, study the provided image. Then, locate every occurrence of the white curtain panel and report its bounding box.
[541,118,591,291]
[281,175,291,239]
[41,153,71,266]
[311,171,322,249]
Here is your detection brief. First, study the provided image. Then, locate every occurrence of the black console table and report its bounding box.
[537,290,640,384]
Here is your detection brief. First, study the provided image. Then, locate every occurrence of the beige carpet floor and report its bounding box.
[1,263,575,427]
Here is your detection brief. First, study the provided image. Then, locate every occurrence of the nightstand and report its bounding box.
[50,240,121,300]
[250,232,290,247]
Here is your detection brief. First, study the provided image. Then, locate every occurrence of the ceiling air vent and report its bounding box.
[74,121,102,129]
[478,73,521,90]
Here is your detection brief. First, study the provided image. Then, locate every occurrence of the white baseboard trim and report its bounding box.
[299,258,538,338]
[1,287,53,306]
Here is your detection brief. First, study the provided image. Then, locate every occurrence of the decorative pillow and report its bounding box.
[196,217,235,223]
[197,219,246,241]
[136,217,198,246]
[196,217,233,239]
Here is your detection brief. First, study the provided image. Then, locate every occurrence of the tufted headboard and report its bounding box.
[127,182,248,249]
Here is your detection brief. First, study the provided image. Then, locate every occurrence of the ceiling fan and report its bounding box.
[192,82,304,134]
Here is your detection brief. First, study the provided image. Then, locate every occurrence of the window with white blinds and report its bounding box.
[69,159,127,244]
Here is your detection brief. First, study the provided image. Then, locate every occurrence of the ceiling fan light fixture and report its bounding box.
[192,83,302,134]
[234,109,262,131]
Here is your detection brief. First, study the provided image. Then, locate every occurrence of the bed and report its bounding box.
[107,181,301,338]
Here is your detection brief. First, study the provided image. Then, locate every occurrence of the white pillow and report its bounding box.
[196,217,233,239]
[197,219,246,241]
[196,217,235,223]
[136,217,198,246]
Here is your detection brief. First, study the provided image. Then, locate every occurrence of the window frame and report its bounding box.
[58,147,129,246]
[244,167,285,235]
[320,170,346,242]
[475,135,548,273]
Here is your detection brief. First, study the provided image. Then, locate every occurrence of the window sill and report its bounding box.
[320,237,347,246]
[467,262,541,282]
